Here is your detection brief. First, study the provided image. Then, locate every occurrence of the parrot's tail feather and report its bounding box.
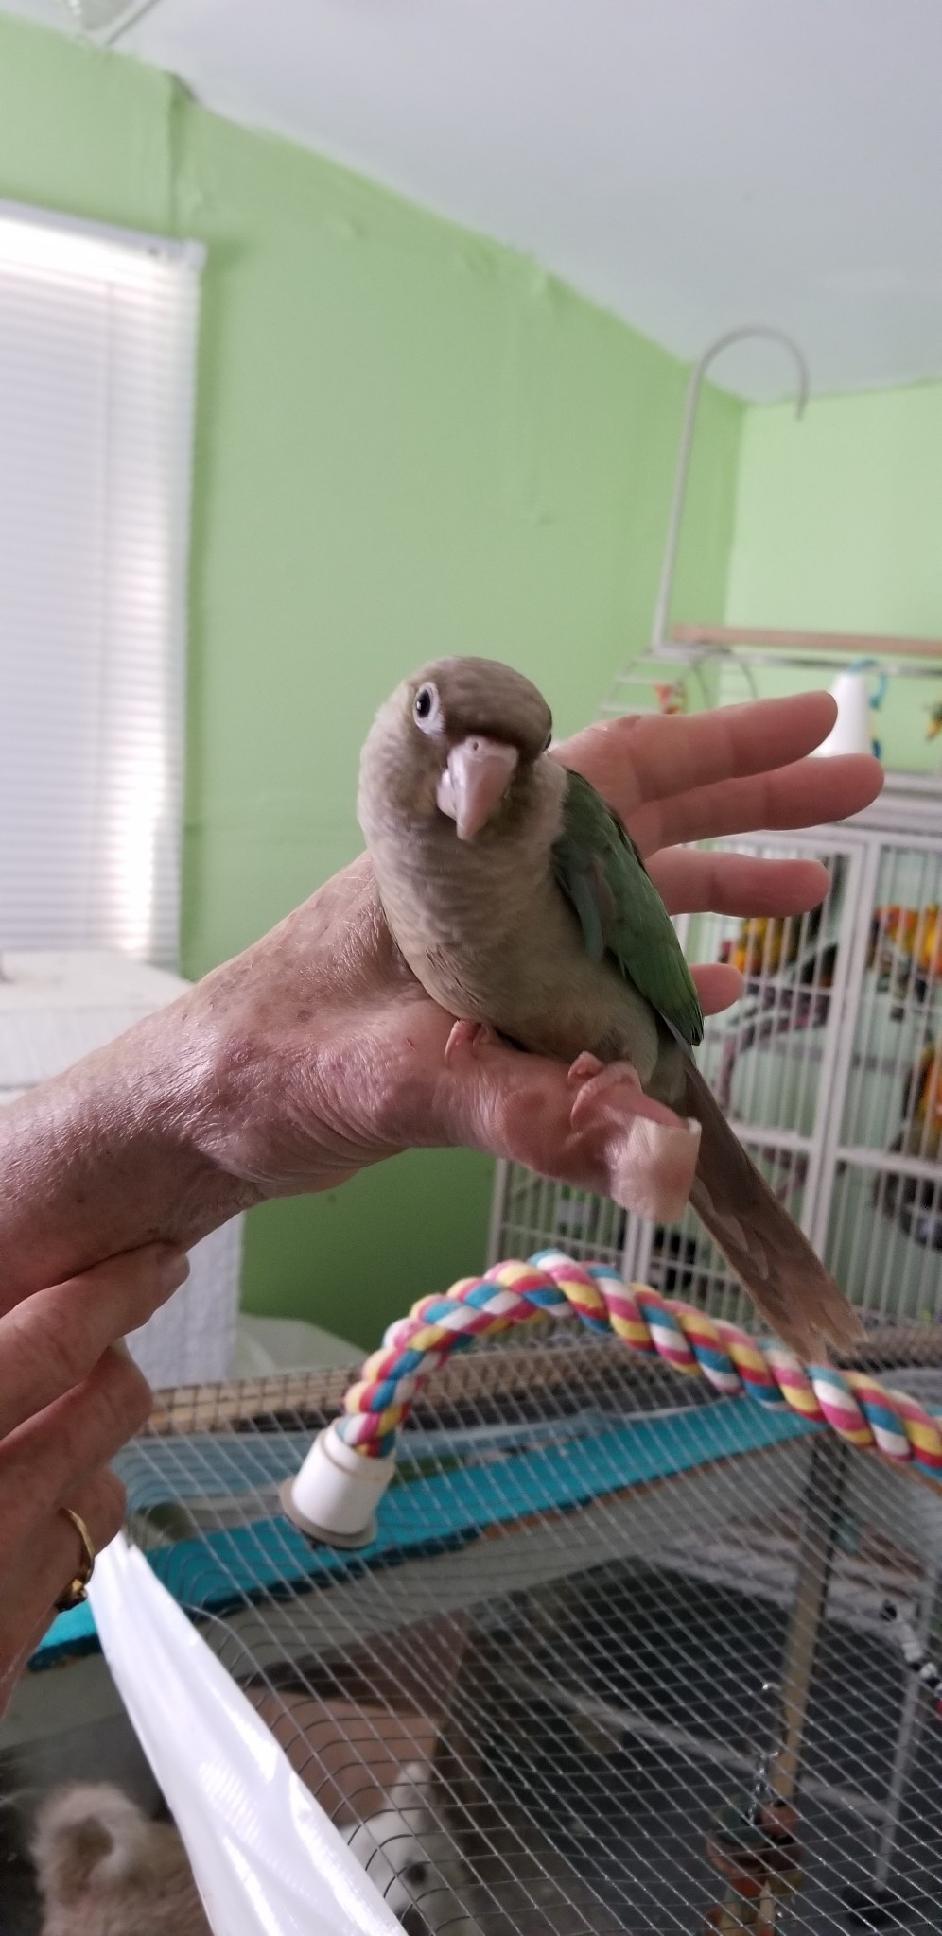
[684,1062,862,1361]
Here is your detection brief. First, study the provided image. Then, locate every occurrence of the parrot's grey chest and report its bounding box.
[364,762,562,1021]
[369,808,661,1077]
[373,825,545,1018]
[357,692,674,1084]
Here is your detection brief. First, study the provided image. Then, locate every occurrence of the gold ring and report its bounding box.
[54,1508,97,1613]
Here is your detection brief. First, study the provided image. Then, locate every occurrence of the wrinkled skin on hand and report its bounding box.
[0,692,881,1308]
[198,848,649,1201]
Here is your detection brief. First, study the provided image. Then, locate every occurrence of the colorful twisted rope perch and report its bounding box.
[282,1250,942,1546]
[340,1250,942,1474]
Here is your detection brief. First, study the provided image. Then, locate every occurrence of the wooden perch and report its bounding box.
[672,624,942,662]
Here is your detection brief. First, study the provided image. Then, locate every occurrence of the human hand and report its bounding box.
[197,691,881,1201]
[0,1245,187,1712]
[0,693,881,1303]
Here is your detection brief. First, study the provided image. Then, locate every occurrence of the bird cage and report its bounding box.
[10,789,942,1931]
[597,640,759,723]
[13,1252,942,1936]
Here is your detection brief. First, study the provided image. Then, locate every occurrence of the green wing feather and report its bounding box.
[551,768,704,1048]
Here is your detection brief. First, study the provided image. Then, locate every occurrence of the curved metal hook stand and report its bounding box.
[649,325,811,654]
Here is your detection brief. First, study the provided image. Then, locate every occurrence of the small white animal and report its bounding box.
[340,1761,483,1936]
[31,1769,483,1936]
[31,1783,211,1936]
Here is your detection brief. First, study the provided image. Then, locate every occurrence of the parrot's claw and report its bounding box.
[568,1055,684,1134]
[567,1053,642,1106]
[444,1018,497,1064]
[565,1055,700,1223]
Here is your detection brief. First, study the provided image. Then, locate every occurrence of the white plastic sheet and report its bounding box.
[89,1536,403,1936]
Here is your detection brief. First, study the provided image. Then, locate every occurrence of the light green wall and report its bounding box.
[726,384,942,771]
[0,15,741,1343]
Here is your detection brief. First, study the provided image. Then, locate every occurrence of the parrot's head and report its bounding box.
[360,656,553,842]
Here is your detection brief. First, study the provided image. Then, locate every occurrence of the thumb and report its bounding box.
[432,1038,700,1224]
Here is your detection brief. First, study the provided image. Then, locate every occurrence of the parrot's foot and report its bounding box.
[567,1051,642,1097]
[566,1054,701,1223]
[566,1055,689,1134]
[444,1018,498,1064]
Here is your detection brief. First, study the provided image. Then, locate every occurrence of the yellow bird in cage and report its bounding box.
[902,1042,942,1162]
[653,680,686,717]
[727,916,793,981]
[867,905,919,981]
[927,702,942,742]
[914,905,942,984]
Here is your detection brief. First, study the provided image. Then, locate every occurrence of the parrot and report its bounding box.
[729,915,790,981]
[901,1042,942,1163]
[915,905,942,984]
[653,680,686,717]
[867,904,919,974]
[873,1040,942,1232]
[358,656,860,1359]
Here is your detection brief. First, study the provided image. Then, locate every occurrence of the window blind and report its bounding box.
[0,203,203,966]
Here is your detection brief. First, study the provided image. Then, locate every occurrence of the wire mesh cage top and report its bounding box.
[15,777,941,1933]
[31,1263,942,1936]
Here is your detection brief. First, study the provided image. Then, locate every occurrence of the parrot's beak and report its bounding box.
[437,736,518,840]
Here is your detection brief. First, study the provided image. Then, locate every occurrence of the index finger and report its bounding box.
[0,1246,187,1441]
[631,749,882,855]
[554,692,839,824]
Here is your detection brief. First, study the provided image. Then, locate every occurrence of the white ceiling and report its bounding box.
[7,0,942,400]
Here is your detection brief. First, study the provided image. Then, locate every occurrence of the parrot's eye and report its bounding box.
[413,683,443,733]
